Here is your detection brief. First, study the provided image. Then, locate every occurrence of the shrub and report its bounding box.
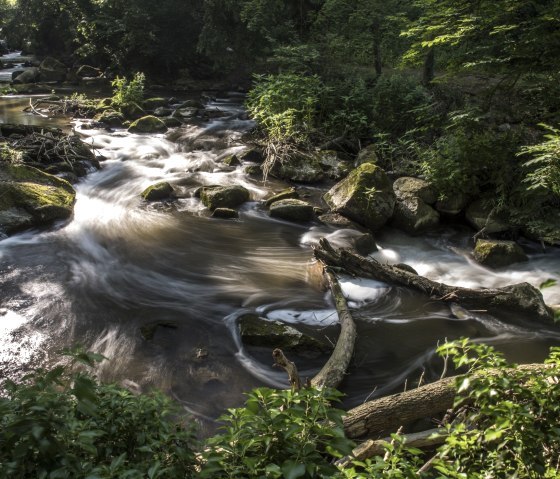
[111,72,146,108]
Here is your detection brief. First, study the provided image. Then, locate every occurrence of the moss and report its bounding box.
[473,239,528,269]
[141,182,174,201]
[128,115,168,134]
[5,164,74,193]
[269,199,315,222]
[142,97,168,110]
[200,185,250,210]
[264,187,298,207]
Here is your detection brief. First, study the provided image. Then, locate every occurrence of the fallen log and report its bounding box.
[311,269,357,389]
[343,363,553,439]
[313,238,553,323]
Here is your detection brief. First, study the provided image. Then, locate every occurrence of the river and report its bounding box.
[1,86,560,431]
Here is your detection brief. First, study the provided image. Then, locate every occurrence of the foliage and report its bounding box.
[201,387,354,478]
[519,124,560,197]
[0,349,197,479]
[111,72,145,108]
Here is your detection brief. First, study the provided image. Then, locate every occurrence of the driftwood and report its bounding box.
[343,363,554,439]
[313,238,553,322]
[311,269,357,389]
[272,348,302,390]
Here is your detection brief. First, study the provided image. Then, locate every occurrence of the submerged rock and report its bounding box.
[128,115,168,134]
[473,239,528,269]
[200,185,250,210]
[0,164,75,234]
[269,198,315,222]
[323,163,395,231]
[141,182,174,201]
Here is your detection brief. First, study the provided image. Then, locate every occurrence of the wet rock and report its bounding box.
[355,144,378,166]
[391,196,439,235]
[12,67,39,84]
[94,109,125,128]
[140,321,177,340]
[211,208,239,219]
[128,115,168,134]
[38,57,67,82]
[264,187,298,207]
[269,198,315,222]
[323,163,395,231]
[172,107,198,119]
[0,164,75,234]
[238,314,329,355]
[223,154,241,167]
[494,282,552,323]
[176,99,204,109]
[76,65,103,78]
[244,164,262,177]
[121,102,146,121]
[141,182,175,201]
[465,199,511,234]
[318,213,362,229]
[153,107,173,117]
[200,185,250,210]
[271,150,351,183]
[473,239,528,269]
[143,97,169,111]
[393,177,437,205]
[162,117,182,128]
[436,193,469,216]
[237,147,264,163]
[320,229,377,255]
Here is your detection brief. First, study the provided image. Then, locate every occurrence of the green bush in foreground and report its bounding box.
[2,342,560,478]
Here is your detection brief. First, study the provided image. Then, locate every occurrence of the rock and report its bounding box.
[465,199,511,234]
[143,97,169,110]
[153,107,173,117]
[38,57,67,82]
[121,102,146,120]
[238,314,329,355]
[264,187,298,207]
[0,164,75,234]
[128,115,168,134]
[76,65,102,78]
[436,193,468,216]
[12,67,39,84]
[355,144,378,166]
[494,282,552,323]
[200,185,250,210]
[391,196,440,235]
[223,154,241,167]
[176,99,205,109]
[141,182,174,201]
[353,232,377,255]
[244,164,262,177]
[271,150,351,183]
[318,213,362,229]
[237,148,264,163]
[96,98,113,109]
[393,177,437,205]
[94,109,125,128]
[162,117,182,128]
[269,199,315,222]
[473,239,528,269]
[172,107,198,119]
[323,163,396,231]
[211,208,239,219]
[140,321,177,341]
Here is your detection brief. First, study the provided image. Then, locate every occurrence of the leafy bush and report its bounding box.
[111,72,146,108]
[200,387,354,479]
[0,350,197,479]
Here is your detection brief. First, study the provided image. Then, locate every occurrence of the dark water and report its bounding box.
[1,92,560,431]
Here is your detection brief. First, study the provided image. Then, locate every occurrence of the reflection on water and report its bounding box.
[1,93,560,423]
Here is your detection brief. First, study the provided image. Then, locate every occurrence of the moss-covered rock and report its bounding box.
[143,97,169,111]
[323,163,395,231]
[355,144,378,166]
[269,199,315,222]
[393,177,437,205]
[0,164,75,234]
[121,102,146,121]
[94,109,125,128]
[244,164,262,177]
[466,199,511,234]
[200,185,250,210]
[128,115,168,134]
[318,213,362,229]
[271,150,351,183]
[38,57,67,82]
[223,154,241,167]
[162,117,182,128]
[141,182,174,201]
[473,239,528,269]
[237,148,265,163]
[238,314,329,354]
[211,208,239,219]
[264,187,299,207]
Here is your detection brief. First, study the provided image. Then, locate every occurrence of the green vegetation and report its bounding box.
[3,342,560,478]
[111,73,146,110]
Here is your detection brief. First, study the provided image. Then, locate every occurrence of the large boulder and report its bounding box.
[466,199,511,234]
[473,239,528,269]
[323,163,395,231]
[436,193,469,216]
[38,57,67,82]
[0,164,75,234]
[12,67,39,84]
[200,185,250,210]
[94,109,125,128]
[264,187,299,207]
[121,102,146,121]
[76,65,102,78]
[271,150,351,183]
[128,115,168,134]
[143,97,169,111]
[269,199,315,222]
[391,177,439,234]
[141,182,174,201]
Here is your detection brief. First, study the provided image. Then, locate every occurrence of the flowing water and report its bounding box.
[1,90,560,431]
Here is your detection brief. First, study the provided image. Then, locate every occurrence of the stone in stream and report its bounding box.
[236,147,265,164]
[264,187,299,207]
[128,115,168,134]
[323,162,395,232]
[211,208,239,219]
[38,57,67,82]
[0,164,75,235]
[473,239,528,269]
[121,102,146,121]
[200,185,250,210]
[223,154,242,167]
[153,107,173,117]
[269,199,315,222]
[141,182,175,201]
[76,64,103,78]
[142,97,169,111]
[391,177,439,235]
[465,198,511,234]
[94,109,125,128]
[12,67,39,84]
[162,117,182,128]
[271,150,351,183]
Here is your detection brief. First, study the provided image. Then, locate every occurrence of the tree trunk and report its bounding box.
[422,47,435,86]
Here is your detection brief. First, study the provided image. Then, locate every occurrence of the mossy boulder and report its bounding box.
[141,182,174,201]
[473,239,528,269]
[128,115,168,134]
[271,150,351,183]
[200,185,250,210]
[76,65,102,78]
[264,187,299,207]
[466,199,511,234]
[94,109,125,128]
[143,97,169,111]
[223,154,242,167]
[393,177,437,205]
[38,57,67,82]
[237,148,265,163]
[211,208,239,219]
[391,196,439,235]
[436,193,469,216]
[121,102,146,121]
[238,314,329,355]
[0,164,75,234]
[355,144,378,166]
[153,107,173,117]
[269,199,315,222]
[323,163,395,231]
[162,117,182,128]
[12,68,39,84]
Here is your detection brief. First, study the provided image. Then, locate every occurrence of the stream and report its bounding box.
[1,79,560,430]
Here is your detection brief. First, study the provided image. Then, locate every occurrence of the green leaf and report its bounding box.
[540,279,557,289]
[281,461,306,479]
